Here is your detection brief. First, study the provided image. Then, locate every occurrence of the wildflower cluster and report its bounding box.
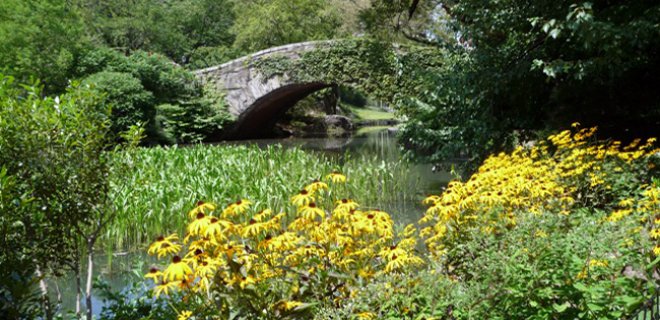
[146,172,423,316]
[420,124,659,256]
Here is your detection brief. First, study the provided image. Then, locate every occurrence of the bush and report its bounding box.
[0,74,115,319]
[320,126,659,319]
[156,85,233,143]
[82,71,159,142]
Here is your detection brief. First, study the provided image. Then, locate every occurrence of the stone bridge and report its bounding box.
[194,41,337,139]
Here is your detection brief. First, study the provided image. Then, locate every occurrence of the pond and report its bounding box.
[51,126,455,316]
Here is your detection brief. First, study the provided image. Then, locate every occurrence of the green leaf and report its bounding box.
[553,302,571,313]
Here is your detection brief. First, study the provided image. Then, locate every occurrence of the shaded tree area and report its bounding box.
[362,0,660,163]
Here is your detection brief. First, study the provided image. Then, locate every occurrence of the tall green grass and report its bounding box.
[105,144,422,249]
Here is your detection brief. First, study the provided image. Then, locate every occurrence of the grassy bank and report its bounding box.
[105,144,421,249]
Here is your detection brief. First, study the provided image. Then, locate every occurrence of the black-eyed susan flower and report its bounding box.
[188,201,216,219]
[325,171,347,183]
[188,212,210,236]
[144,267,162,282]
[334,198,359,213]
[654,245,660,256]
[242,219,266,237]
[177,310,193,320]
[163,255,193,282]
[306,179,328,193]
[291,189,314,207]
[148,234,181,258]
[275,300,304,311]
[651,229,660,239]
[298,202,325,220]
[153,281,178,297]
[204,216,232,240]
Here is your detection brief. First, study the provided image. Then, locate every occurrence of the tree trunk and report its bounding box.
[74,258,82,318]
[85,237,95,320]
[35,264,53,320]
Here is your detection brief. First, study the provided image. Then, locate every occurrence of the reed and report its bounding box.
[104,144,422,249]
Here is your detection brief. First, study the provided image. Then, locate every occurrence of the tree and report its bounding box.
[0,0,91,93]
[0,75,118,319]
[230,0,344,52]
[76,0,237,64]
[363,0,660,163]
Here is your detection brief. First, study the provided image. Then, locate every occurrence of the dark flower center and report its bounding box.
[210,218,218,223]
[149,267,159,273]
[341,199,348,203]
[196,212,205,219]
[196,200,205,206]
[194,249,203,256]
[156,235,165,242]
[172,256,181,263]
[309,203,317,208]
[300,189,308,195]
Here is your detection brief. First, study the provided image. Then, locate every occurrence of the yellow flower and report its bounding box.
[298,202,325,220]
[356,311,376,320]
[589,259,608,268]
[188,201,216,219]
[177,310,193,320]
[204,217,232,239]
[291,189,314,207]
[148,234,181,258]
[534,230,548,238]
[275,300,303,311]
[153,281,177,297]
[654,245,660,256]
[222,199,252,218]
[325,171,347,183]
[334,198,359,213]
[651,229,660,239]
[306,179,328,193]
[242,219,267,237]
[188,212,210,236]
[163,256,193,282]
[239,275,256,289]
[144,267,162,282]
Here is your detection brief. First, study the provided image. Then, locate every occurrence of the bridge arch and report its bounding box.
[194,41,336,139]
[194,39,441,139]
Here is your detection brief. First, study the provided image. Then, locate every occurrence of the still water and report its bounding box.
[51,126,454,316]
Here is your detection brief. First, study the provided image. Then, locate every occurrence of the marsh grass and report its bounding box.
[105,144,421,249]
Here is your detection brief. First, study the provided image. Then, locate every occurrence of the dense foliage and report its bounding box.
[385,0,660,163]
[0,75,115,318]
[231,0,343,52]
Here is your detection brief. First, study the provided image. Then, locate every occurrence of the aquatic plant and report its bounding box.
[106,144,421,249]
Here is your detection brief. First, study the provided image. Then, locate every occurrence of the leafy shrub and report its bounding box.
[156,85,233,143]
[323,126,659,319]
[0,74,116,319]
[82,71,160,143]
[412,126,659,319]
